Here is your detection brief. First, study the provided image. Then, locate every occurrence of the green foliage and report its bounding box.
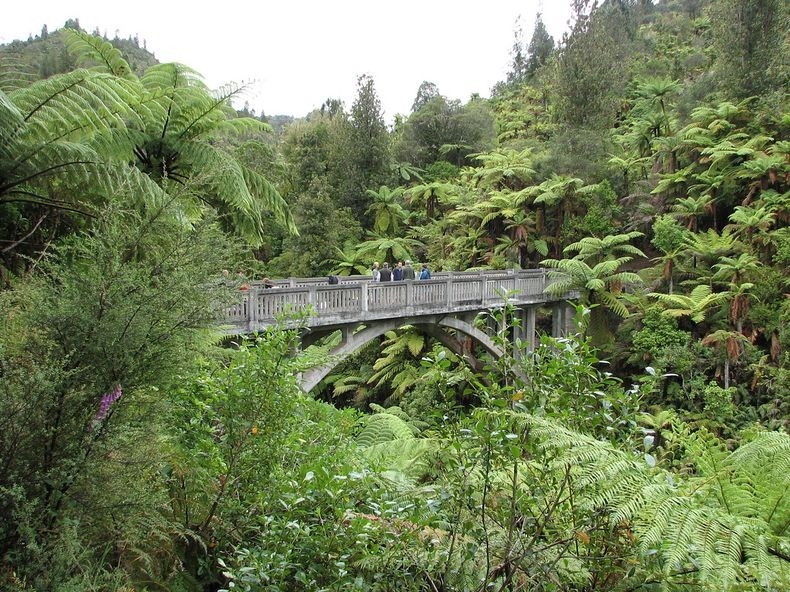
[518,332,643,443]
[650,284,726,324]
[701,380,737,423]
[543,233,645,344]
[341,74,391,224]
[0,29,296,277]
[553,3,640,128]
[0,67,164,272]
[651,213,688,254]
[355,411,417,447]
[394,89,495,168]
[0,201,238,588]
[631,307,691,364]
[3,5,789,590]
[267,184,361,277]
[166,331,304,586]
[711,0,790,99]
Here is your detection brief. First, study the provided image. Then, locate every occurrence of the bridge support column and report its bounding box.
[341,325,353,346]
[248,286,258,327]
[525,305,536,352]
[552,303,568,338]
[512,307,525,360]
[552,302,576,338]
[563,303,576,336]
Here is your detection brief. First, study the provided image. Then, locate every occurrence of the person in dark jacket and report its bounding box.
[403,260,416,280]
[393,261,404,281]
[379,262,392,281]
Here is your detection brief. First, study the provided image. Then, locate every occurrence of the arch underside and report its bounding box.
[299,313,505,392]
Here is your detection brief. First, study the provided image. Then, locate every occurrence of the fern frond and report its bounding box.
[63,29,136,80]
[355,413,416,447]
[362,438,440,483]
[141,62,207,93]
[0,56,37,93]
[216,116,273,136]
[10,69,139,144]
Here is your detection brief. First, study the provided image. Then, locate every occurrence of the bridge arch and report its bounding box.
[300,314,505,392]
[222,268,578,391]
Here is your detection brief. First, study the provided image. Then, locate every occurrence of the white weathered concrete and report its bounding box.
[224,269,563,333]
[222,269,578,392]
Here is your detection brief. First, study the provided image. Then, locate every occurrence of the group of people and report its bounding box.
[371,260,431,282]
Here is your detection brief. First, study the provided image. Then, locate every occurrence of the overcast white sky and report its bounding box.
[3,1,574,120]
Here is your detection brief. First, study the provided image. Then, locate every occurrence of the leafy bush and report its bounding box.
[0,203,239,589]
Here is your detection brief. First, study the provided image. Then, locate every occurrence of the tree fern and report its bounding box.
[498,412,790,589]
[0,72,165,216]
[649,284,726,323]
[58,34,297,241]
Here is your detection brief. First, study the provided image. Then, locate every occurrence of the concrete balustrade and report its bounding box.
[224,269,571,334]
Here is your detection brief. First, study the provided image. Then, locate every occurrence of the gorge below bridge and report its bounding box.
[224,269,578,391]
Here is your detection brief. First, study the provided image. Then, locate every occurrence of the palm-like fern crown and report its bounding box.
[0,68,163,213]
[2,29,297,244]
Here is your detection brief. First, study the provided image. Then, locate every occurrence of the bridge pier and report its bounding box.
[551,302,576,338]
[512,306,538,358]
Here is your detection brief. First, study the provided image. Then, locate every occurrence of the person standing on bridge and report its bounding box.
[403,260,416,280]
[379,262,392,281]
[371,262,380,282]
[419,263,431,280]
[393,261,404,281]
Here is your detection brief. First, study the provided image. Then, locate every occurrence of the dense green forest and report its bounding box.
[0,0,788,590]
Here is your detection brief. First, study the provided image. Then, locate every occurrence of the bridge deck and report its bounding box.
[225,269,568,333]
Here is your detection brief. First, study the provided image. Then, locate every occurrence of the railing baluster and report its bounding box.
[225,269,568,332]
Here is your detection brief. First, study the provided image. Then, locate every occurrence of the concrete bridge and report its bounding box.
[224,269,577,391]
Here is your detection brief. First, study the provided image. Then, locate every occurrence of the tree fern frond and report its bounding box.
[0,90,25,154]
[240,163,297,234]
[405,332,425,358]
[598,291,630,317]
[390,366,422,398]
[0,55,37,93]
[355,413,416,447]
[141,62,207,93]
[175,84,250,142]
[11,70,139,143]
[63,29,136,80]
[216,117,273,136]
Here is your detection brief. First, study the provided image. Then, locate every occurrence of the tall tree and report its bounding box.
[343,74,391,225]
[411,80,440,113]
[554,2,638,128]
[505,15,529,86]
[711,0,789,99]
[526,13,555,77]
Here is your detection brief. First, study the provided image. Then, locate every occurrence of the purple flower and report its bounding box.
[93,384,122,424]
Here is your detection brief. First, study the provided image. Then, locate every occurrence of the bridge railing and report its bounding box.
[224,269,553,328]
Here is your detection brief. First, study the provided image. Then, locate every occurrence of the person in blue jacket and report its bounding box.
[419,263,431,280]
